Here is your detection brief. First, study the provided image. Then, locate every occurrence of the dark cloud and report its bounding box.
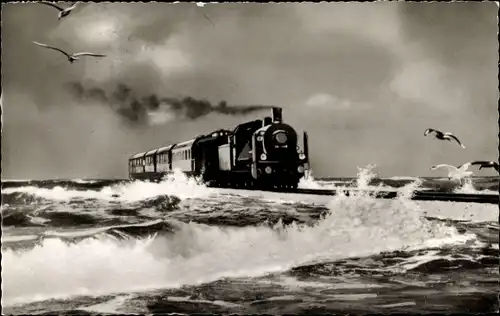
[1,2,497,179]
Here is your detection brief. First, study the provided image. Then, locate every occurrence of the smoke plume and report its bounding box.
[65,82,275,126]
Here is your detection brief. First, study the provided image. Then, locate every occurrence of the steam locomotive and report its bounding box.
[128,107,310,189]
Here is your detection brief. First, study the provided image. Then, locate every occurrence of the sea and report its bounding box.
[2,166,499,314]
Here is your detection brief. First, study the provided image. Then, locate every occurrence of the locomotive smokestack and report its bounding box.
[272,107,283,123]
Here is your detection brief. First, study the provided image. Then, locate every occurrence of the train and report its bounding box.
[128,107,310,189]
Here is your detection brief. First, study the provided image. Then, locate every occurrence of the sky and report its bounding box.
[1,1,498,180]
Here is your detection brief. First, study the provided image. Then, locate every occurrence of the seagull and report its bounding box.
[33,41,106,63]
[424,128,466,149]
[430,163,474,180]
[203,14,215,27]
[470,161,500,173]
[39,1,78,20]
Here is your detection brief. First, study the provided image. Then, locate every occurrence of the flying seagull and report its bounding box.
[430,163,474,180]
[203,14,215,27]
[33,41,106,63]
[470,161,499,173]
[424,128,466,149]
[39,1,78,20]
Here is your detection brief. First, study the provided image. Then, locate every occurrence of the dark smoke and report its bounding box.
[65,82,275,125]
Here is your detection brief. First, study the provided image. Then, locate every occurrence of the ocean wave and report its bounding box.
[3,187,478,306]
[1,194,183,229]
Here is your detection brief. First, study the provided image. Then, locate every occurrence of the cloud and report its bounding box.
[295,2,407,56]
[388,58,465,111]
[134,36,193,74]
[2,2,497,179]
[305,93,352,110]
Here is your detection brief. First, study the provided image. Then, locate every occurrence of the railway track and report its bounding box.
[261,187,500,205]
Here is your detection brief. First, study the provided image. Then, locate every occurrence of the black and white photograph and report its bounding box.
[1,1,499,314]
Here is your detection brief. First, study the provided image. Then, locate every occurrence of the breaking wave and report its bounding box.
[2,165,497,311]
[2,175,482,306]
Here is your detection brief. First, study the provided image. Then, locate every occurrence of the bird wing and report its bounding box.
[72,52,106,57]
[472,161,500,172]
[203,14,215,26]
[67,2,79,10]
[443,133,465,148]
[431,164,458,173]
[40,1,65,11]
[470,161,492,166]
[424,128,436,136]
[458,162,471,172]
[33,41,71,58]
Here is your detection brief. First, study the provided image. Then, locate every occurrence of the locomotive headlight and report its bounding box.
[274,131,287,144]
[265,166,273,174]
[260,153,267,160]
[299,153,306,160]
[257,136,263,141]
[298,165,305,173]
